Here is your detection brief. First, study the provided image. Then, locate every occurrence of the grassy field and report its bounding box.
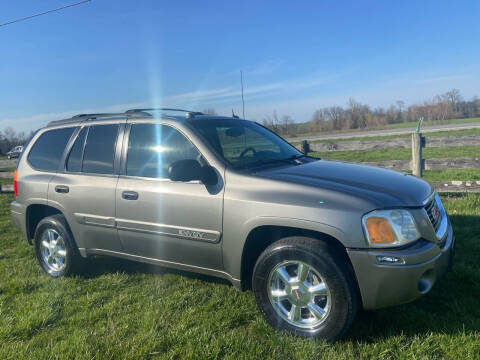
[303,128,480,144]
[421,169,480,181]
[0,178,13,185]
[0,167,15,173]
[309,145,480,181]
[384,116,480,130]
[310,145,480,163]
[386,169,480,182]
[1,193,480,359]
[291,117,480,138]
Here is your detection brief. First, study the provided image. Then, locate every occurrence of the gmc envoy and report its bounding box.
[11,108,455,340]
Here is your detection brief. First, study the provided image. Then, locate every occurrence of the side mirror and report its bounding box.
[202,165,218,186]
[168,159,218,185]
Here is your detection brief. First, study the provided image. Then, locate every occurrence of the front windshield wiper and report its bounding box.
[282,154,308,161]
[238,154,308,170]
[266,154,308,164]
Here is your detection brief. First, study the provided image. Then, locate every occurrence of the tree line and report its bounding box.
[0,128,32,156]
[262,89,480,135]
[1,89,479,154]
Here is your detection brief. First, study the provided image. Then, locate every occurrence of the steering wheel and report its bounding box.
[239,147,257,158]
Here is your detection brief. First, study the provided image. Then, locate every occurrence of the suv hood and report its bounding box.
[258,159,432,208]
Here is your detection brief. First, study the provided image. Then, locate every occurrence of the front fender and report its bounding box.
[243,216,347,246]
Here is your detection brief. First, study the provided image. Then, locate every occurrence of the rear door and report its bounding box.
[48,121,124,253]
[115,122,224,270]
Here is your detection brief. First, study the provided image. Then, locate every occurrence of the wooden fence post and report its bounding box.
[411,132,424,177]
[301,140,310,154]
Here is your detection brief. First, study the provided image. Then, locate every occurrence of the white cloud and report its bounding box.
[1,76,324,130]
[2,68,476,131]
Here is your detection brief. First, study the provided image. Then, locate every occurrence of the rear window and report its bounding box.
[82,124,119,174]
[27,127,75,171]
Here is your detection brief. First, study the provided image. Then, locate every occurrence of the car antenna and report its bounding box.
[240,70,246,119]
[232,109,239,119]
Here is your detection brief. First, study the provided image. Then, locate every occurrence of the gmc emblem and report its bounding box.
[431,203,440,222]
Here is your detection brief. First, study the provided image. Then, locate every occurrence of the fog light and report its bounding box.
[376,256,405,264]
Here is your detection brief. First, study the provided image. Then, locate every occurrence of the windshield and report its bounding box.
[187,118,303,169]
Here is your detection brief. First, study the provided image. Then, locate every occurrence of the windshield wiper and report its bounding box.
[265,154,307,164]
[282,154,307,161]
[239,154,307,170]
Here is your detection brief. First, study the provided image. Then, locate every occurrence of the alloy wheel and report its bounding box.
[267,260,331,328]
[40,228,67,272]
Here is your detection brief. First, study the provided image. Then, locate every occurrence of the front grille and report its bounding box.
[424,197,441,232]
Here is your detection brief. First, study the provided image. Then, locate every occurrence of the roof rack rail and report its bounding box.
[47,108,206,127]
[125,108,204,118]
[47,113,126,127]
[71,113,124,119]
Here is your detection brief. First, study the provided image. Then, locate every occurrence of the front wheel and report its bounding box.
[252,236,358,341]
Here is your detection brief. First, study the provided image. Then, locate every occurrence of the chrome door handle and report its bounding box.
[55,185,69,193]
[122,191,138,200]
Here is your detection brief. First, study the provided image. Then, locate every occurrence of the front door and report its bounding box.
[115,123,224,270]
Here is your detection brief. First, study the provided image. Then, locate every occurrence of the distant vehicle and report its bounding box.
[6,146,23,159]
[10,109,455,341]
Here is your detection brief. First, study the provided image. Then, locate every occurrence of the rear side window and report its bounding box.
[17,130,38,166]
[27,127,75,171]
[66,127,87,172]
[82,124,119,174]
[127,124,200,178]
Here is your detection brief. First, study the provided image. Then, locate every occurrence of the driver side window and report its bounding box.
[126,124,201,178]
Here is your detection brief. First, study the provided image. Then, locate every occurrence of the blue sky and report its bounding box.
[1,0,479,131]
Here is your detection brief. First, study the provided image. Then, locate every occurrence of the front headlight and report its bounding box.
[362,209,420,248]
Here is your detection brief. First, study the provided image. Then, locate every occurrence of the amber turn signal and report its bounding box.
[365,216,395,243]
[13,169,18,197]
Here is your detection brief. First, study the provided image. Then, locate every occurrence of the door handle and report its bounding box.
[122,191,138,200]
[55,185,69,194]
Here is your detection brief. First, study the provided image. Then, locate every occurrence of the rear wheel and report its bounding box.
[252,236,357,341]
[34,214,83,277]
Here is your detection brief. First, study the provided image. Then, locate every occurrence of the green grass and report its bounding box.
[302,127,480,144]
[0,178,12,185]
[384,116,480,130]
[291,117,480,138]
[0,167,15,173]
[1,193,480,359]
[310,145,480,163]
[397,169,480,181]
[422,169,480,181]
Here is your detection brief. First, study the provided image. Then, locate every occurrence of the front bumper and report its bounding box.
[347,221,454,310]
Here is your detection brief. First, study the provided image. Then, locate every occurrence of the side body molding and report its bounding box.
[115,218,221,243]
[73,212,222,243]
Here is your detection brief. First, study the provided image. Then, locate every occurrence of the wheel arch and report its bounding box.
[25,203,75,248]
[239,221,360,304]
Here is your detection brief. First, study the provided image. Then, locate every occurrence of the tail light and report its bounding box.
[13,169,18,197]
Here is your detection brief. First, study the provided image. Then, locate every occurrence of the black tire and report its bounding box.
[252,236,358,341]
[34,214,84,277]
